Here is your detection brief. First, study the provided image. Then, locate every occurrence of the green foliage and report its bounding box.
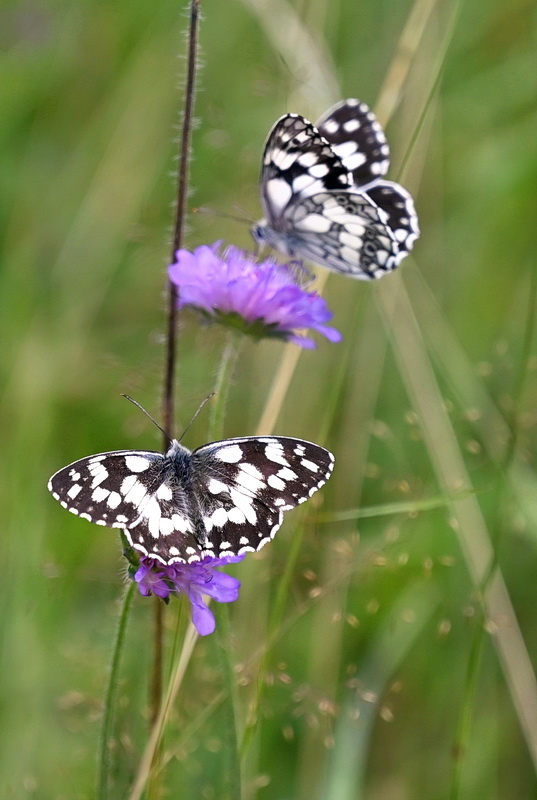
[2,0,537,797]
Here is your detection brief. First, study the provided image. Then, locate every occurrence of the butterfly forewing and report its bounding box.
[316,98,390,186]
[48,436,334,566]
[260,114,350,225]
[189,436,334,557]
[48,450,168,529]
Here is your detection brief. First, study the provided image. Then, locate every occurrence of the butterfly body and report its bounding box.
[48,436,334,565]
[253,99,419,279]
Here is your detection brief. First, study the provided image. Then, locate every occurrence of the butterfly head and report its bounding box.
[250,220,268,247]
[250,219,298,261]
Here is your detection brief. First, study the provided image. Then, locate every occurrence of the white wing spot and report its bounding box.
[322,119,339,134]
[230,489,257,524]
[343,118,360,132]
[236,466,266,494]
[208,507,229,528]
[297,151,318,167]
[160,517,174,536]
[172,514,191,533]
[125,456,151,473]
[208,478,229,495]
[156,483,173,500]
[228,507,246,524]
[92,486,110,503]
[264,444,290,467]
[309,163,330,178]
[107,491,122,509]
[216,445,243,464]
[142,497,162,537]
[122,478,147,507]
[300,458,320,472]
[277,467,297,481]
[340,151,368,173]
[267,474,286,491]
[67,484,82,500]
[89,464,108,488]
[294,214,332,233]
[266,177,293,212]
[339,232,363,249]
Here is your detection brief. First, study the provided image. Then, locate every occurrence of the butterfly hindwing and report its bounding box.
[363,180,420,261]
[284,190,398,277]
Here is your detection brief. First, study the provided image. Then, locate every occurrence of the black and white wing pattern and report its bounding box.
[48,436,334,565]
[252,98,419,279]
[316,98,390,186]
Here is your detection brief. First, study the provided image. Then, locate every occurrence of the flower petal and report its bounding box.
[189,591,216,636]
[168,242,341,348]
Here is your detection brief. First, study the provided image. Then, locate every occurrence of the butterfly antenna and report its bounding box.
[121,395,172,442]
[193,206,255,226]
[177,392,216,443]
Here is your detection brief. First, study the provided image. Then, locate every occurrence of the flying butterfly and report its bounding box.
[48,434,334,565]
[252,98,419,280]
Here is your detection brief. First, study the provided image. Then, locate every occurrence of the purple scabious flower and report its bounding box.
[134,554,245,636]
[168,242,342,348]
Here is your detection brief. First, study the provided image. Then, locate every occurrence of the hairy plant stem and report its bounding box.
[163,0,201,440]
[97,582,136,800]
[149,0,201,786]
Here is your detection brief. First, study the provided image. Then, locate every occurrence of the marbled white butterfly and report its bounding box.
[48,436,334,565]
[252,98,419,279]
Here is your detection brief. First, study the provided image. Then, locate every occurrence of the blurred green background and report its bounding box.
[2,0,537,797]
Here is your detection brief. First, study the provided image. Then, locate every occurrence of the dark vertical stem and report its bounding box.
[163,0,201,441]
[151,0,201,738]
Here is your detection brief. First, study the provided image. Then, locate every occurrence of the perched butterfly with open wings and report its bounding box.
[48,435,334,565]
[252,98,419,280]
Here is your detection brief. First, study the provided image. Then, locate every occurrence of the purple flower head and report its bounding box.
[168,242,342,348]
[133,554,245,636]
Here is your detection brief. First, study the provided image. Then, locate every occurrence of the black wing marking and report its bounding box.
[364,180,419,260]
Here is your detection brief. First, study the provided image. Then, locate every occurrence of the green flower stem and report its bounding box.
[208,329,244,797]
[98,581,136,800]
[449,615,486,800]
[208,330,242,443]
[240,519,305,761]
[216,605,243,800]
